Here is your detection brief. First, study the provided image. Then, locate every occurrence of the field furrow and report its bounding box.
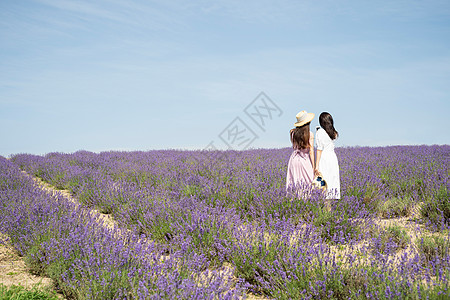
[1,145,449,299]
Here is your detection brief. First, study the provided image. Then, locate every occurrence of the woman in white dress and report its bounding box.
[315,112,340,199]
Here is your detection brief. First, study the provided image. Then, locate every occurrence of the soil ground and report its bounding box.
[0,233,64,298]
[2,171,445,299]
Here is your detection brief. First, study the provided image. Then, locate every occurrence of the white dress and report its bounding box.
[316,128,340,199]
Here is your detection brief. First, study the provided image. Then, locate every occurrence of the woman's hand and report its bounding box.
[314,168,321,176]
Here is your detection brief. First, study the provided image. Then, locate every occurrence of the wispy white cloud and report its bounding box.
[1,0,449,155]
[32,0,187,32]
[193,0,311,24]
[34,0,131,23]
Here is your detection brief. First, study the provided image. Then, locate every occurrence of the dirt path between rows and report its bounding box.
[3,171,266,299]
[3,169,445,300]
[22,171,118,231]
[0,233,54,289]
[0,170,121,297]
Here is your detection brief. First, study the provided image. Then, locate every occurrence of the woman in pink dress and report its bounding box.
[286,110,315,195]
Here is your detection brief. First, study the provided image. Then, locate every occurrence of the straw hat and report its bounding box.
[294,110,315,127]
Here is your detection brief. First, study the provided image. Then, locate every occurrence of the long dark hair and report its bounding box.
[319,112,338,140]
[291,122,311,149]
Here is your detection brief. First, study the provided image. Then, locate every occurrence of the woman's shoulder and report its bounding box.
[316,127,326,136]
[316,128,330,140]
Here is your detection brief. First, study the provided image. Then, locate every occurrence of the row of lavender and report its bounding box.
[7,145,450,298]
[0,157,243,299]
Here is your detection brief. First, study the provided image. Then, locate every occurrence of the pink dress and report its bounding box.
[286,131,314,192]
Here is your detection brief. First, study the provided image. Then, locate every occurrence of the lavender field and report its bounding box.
[1,145,449,299]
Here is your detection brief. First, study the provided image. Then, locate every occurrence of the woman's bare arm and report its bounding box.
[315,149,322,176]
[309,134,315,169]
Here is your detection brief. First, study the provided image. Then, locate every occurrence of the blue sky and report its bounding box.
[1,0,449,156]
